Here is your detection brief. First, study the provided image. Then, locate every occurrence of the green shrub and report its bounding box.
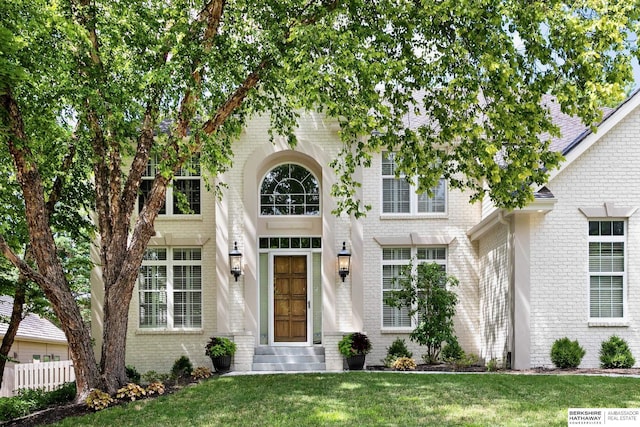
[382,338,413,367]
[45,382,76,405]
[15,387,48,409]
[550,337,585,368]
[0,383,76,421]
[142,370,171,384]
[441,337,464,363]
[452,353,480,371]
[600,336,635,369]
[171,356,193,379]
[485,358,502,372]
[0,396,36,421]
[126,365,141,384]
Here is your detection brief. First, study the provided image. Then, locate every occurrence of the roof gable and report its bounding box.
[546,89,640,183]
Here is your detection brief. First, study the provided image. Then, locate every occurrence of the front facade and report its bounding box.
[92,94,640,373]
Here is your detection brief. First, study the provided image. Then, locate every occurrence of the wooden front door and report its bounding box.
[274,256,307,342]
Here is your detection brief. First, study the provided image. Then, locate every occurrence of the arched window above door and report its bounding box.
[260,163,320,216]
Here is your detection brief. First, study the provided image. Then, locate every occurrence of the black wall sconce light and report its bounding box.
[337,241,351,282]
[229,241,242,281]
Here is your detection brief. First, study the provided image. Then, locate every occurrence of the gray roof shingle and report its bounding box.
[0,296,68,344]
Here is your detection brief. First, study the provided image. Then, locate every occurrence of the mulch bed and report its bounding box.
[1,379,199,427]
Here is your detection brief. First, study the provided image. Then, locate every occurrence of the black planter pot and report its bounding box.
[346,354,366,371]
[211,355,232,373]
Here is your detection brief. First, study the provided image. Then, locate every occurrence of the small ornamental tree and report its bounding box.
[385,262,458,364]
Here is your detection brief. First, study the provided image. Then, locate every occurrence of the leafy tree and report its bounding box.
[385,262,459,363]
[0,95,92,388]
[1,0,640,399]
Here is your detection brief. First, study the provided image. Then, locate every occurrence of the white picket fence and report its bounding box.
[0,361,75,397]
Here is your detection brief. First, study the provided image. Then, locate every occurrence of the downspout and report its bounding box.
[498,210,514,369]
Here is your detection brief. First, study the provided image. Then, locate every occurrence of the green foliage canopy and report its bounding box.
[4,0,640,214]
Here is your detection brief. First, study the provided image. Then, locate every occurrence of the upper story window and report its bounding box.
[382,246,447,329]
[139,154,201,215]
[588,220,625,319]
[260,163,320,216]
[382,152,446,215]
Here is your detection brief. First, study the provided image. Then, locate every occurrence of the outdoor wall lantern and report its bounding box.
[229,241,242,281]
[337,241,351,282]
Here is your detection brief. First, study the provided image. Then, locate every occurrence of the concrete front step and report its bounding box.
[252,346,326,371]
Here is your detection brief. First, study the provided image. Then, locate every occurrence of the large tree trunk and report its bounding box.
[100,285,135,392]
[0,283,26,387]
[1,89,102,401]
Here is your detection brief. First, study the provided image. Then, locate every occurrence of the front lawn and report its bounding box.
[52,372,640,426]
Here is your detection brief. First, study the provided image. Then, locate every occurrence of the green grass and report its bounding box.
[53,372,640,426]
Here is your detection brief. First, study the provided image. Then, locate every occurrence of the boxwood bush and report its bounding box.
[550,337,585,368]
[382,338,413,367]
[600,336,635,369]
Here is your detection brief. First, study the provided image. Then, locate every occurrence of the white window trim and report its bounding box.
[258,162,321,217]
[587,219,627,325]
[381,246,447,332]
[380,152,447,217]
[138,247,203,331]
[140,155,202,217]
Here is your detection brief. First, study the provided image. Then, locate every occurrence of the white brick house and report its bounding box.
[91,91,640,373]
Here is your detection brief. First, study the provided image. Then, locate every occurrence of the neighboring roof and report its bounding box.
[0,296,68,345]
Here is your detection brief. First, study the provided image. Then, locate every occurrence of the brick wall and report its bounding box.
[477,222,511,365]
[528,107,640,368]
[356,153,481,364]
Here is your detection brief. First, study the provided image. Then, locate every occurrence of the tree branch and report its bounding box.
[45,144,77,217]
[0,235,49,292]
[202,60,269,135]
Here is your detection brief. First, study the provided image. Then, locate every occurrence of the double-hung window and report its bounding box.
[139,154,201,215]
[139,247,202,329]
[381,152,446,215]
[382,246,447,329]
[588,220,625,319]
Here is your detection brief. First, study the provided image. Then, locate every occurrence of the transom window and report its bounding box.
[260,164,320,216]
[259,237,322,249]
[382,246,447,328]
[139,247,202,329]
[588,220,625,319]
[139,154,201,215]
[382,152,446,215]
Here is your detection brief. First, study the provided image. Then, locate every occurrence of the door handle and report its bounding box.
[307,301,311,309]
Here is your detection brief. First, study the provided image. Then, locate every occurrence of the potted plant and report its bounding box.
[205,336,237,373]
[338,332,372,370]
